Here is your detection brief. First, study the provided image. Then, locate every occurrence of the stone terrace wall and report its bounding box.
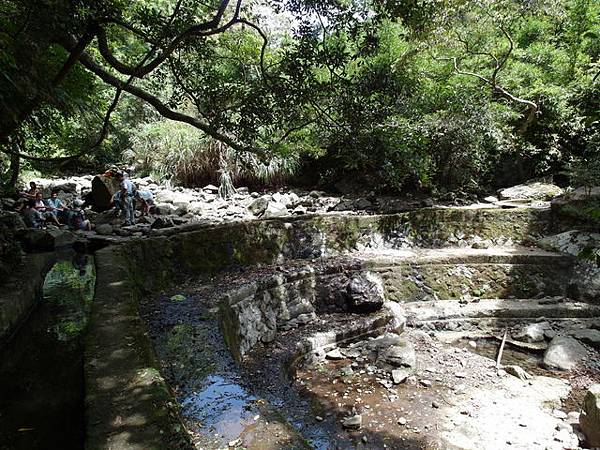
[121,208,554,287]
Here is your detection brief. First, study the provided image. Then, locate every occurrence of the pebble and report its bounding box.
[326,349,345,360]
[398,417,407,425]
[420,379,432,387]
[432,401,440,409]
[315,416,323,421]
[342,414,362,429]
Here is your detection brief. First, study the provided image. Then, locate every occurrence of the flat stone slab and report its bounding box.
[403,298,600,322]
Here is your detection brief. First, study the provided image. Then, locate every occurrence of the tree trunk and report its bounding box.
[8,151,20,189]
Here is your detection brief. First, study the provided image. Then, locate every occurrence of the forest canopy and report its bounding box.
[0,0,598,193]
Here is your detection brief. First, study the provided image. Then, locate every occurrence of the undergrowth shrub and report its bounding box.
[127,120,298,188]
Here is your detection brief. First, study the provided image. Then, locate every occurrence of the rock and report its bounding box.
[484,196,499,203]
[93,209,118,225]
[262,201,288,219]
[543,336,587,371]
[151,217,175,229]
[154,202,178,215]
[398,417,407,425]
[571,329,600,349]
[228,438,241,447]
[341,347,362,358]
[170,294,186,302]
[342,414,362,429]
[420,379,432,387]
[391,369,409,384]
[248,195,271,215]
[580,384,600,447]
[340,365,354,376]
[18,228,76,252]
[326,348,345,360]
[504,365,532,380]
[538,230,600,260]
[292,205,307,215]
[347,272,385,312]
[95,224,113,235]
[378,341,416,369]
[91,175,120,211]
[204,184,219,193]
[514,322,550,343]
[497,181,563,201]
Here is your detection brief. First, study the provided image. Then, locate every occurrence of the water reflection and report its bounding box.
[0,254,95,450]
[182,374,257,443]
[43,257,95,341]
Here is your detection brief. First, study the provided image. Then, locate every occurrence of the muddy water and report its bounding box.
[0,254,94,450]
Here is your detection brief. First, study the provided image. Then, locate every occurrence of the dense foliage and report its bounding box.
[0,0,598,193]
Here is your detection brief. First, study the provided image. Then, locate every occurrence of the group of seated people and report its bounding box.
[20,182,92,231]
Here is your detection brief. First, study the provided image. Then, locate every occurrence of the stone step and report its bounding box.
[402,298,600,323]
[350,246,576,301]
[357,245,573,267]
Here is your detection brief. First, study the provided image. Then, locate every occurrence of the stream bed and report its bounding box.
[0,254,94,450]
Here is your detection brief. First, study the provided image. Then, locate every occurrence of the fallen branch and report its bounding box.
[496,328,508,369]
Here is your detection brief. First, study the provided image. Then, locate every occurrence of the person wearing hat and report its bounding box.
[68,199,92,231]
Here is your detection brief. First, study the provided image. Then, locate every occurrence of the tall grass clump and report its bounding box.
[127,120,298,188]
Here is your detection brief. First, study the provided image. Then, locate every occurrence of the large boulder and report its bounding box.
[262,201,288,219]
[347,272,385,312]
[498,181,563,201]
[248,195,271,215]
[571,329,600,349]
[580,384,600,447]
[538,230,600,261]
[543,336,587,371]
[377,340,417,369]
[91,175,120,211]
[18,228,76,252]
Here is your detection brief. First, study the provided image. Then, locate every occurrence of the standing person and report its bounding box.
[115,172,136,225]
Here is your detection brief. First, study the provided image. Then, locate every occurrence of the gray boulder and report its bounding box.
[513,322,550,343]
[378,341,416,369]
[571,329,600,349]
[262,201,287,219]
[91,175,120,211]
[248,195,270,215]
[19,228,76,251]
[543,336,587,371]
[347,272,385,312]
[580,384,600,447]
[95,224,113,235]
[151,217,175,229]
[498,181,563,201]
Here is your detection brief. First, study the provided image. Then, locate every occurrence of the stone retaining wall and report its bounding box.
[82,207,559,449]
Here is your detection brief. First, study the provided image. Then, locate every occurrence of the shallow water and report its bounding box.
[457,337,547,375]
[0,254,94,450]
[182,374,258,442]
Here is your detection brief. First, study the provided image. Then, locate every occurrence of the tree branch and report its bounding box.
[96,0,242,78]
[76,51,254,154]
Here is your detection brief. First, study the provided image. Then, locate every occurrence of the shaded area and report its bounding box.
[0,255,94,450]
